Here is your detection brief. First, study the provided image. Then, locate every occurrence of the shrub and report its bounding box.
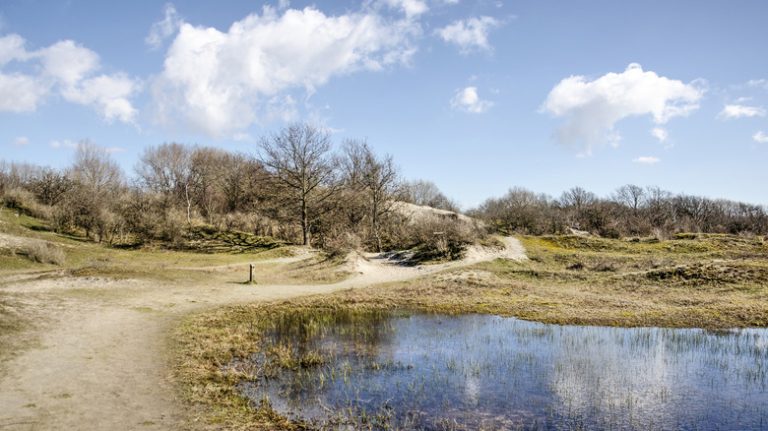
[1,188,53,220]
[393,215,485,262]
[17,241,66,265]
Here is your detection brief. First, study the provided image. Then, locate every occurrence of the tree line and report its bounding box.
[0,124,468,256]
[3,123,765,257]
[470,185,768,238]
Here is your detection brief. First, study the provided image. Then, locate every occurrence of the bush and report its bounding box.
[392,215,485,262]
[1,188,52,220]
[17,241,66,265]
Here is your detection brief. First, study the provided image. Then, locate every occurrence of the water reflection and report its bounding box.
[240,312,768,430]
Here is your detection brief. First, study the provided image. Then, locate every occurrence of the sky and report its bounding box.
[1,0,767,209]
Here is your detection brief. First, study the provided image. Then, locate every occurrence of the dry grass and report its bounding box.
[16,241,66,265]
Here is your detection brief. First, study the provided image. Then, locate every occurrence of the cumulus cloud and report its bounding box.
[38,40,100,86]
[0,34,139,122]
[650,127,668,143]
[152,5,420,137]
[754,131,768,144]
[12,136,29,146]
[436,16,500,53]
[450,86,493,113]
[61,74,139,123]
[542,63,704,154]
[0,72,50,112]
[717,104,766,120]
[633,156,660,164]
[145,4,182,49]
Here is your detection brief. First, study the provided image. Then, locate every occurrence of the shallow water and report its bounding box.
[240,312,768,430]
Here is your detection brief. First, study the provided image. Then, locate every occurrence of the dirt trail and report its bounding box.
[0,238,525,430]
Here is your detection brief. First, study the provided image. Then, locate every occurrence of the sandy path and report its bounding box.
[0,238,525,430]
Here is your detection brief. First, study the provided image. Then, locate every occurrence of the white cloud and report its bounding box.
[0,72,50,112]
[633,156,660,164]
[277,0,291,9]
[754,131,768,144]
[436,16,500,53]
[0,34,139,122]
[152,6,420,137]
[12,136,29,146]
[146,3,182,49]
[0,34,28,66]
[381,0,428,18]
[747,79,768,90]
[37,40,100,86]
[450,86,493,113]
[49,139,78,149]
[717,104,766,120]
[650,127,668,142]
[542,63,704,154]
[61,74,139,123]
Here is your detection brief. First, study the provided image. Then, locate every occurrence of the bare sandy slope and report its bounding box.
[0,238,525,430]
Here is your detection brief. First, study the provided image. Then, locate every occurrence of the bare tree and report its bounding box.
[136,143,195,223]
[613,184,646,214]
[64,141,124,242]
[559,187,597,229]
[190,147,228,220]
[259,124,338,246]
[70,141,122,196]
[560,187,596,211]
[342,140,399,251]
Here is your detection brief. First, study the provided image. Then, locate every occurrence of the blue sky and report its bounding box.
[1,0,767,208]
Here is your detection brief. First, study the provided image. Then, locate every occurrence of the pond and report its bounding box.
[239,311,768,430]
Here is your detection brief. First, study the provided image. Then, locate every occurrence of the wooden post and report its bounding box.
[249,264,254,284]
